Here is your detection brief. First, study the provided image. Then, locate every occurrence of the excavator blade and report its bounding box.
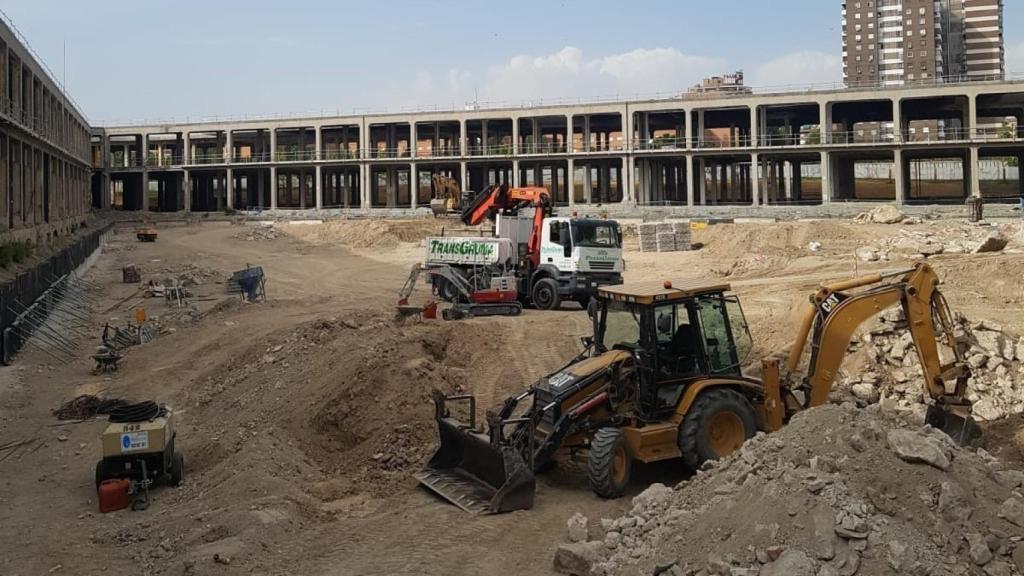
[415,416,535,515]
[926,404,982,446]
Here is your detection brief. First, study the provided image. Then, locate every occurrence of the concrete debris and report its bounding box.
[234,225,283,242]
[854,222,1013,260]
[855,205,906,224]
[567,513,589,543]
[839,312,1024,423]
[563,404,1024,576]
[885,429,950,470]
[553,541,606,575]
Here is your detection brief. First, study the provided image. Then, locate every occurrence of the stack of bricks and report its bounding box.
[638,223,660,252]
[637,221,691,253]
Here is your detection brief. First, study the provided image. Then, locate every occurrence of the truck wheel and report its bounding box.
[169,452,185,487]
[436,278,462,303]
[678,388,756,471]
[531,278,561,311]
[588,428,631,498]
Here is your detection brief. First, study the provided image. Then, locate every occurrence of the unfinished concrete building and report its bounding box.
[0,20,92,243]
[90,78,1024,211]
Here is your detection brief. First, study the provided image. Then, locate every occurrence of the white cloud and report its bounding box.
[479,47,726,104]
[1007,42,1024,76]
[401,47,851,110]
[747,51,843,89]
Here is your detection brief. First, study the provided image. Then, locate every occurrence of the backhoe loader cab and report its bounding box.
[591,281,755,419]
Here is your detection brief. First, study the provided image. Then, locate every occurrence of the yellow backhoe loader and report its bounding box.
[416,262,977,514]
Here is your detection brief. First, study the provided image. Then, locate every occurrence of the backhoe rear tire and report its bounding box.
[679,388,756,471]
[532,278,561,311]
[588,427,632,499]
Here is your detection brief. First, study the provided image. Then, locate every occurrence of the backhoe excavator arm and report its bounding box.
[763,262,974,438]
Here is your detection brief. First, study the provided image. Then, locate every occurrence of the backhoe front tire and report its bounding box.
[532,278,561,311]
[588,427,632,499]
[679,388,757,471]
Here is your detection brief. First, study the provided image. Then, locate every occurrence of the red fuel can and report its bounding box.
[97,478,131,513]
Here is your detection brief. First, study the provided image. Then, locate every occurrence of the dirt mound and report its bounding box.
[281,219,441,249]
[180,310,518,499]
[557,405,1024,576]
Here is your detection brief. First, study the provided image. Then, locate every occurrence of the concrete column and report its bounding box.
[226,131,233,163]
[409,122,416,159]
[315,165,323,210]
[361,164,370,209]
[966,95,977,140]
[566,158,574,204]
[582,116,591,152]
[696,110,705,148]
[622,156,632,203]
[685,109,694,149]
[481,120,488,155]
[270,128,278,162]
[819,151,831,204]
[892,98,902,143]
[583,163,592,204]
[256,169,265,208]
[820,102,832,144]
[969,146,981,198]
[513,159,520,187]
[783,161,793,200]
[512,118,519,155]
[141,170,149,211]
[750,154,760,206]
[410,164,418,209]
[750,106,759,148]
[685,155,695,206]
[893,149,906,205]
[226,168,234,209]
[460,161,468,193]
[270,166,278,209]
[566,115,573,153]
[459,120,467,156]
[182,170,190,212]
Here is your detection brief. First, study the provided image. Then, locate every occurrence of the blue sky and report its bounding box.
[3,0,1022,124]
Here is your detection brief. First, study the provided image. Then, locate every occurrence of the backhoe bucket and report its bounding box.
[926,404,982,446]
[415,394,535,515]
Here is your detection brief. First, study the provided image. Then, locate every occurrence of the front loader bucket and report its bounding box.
[926,404,982,447]
[415,400,535,514]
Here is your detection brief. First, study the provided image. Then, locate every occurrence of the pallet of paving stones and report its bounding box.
[638,223,660,252]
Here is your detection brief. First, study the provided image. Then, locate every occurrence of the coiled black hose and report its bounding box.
[108,401,167,423]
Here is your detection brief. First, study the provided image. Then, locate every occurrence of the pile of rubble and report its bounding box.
[554,404,1024,576]
[151,263,222,287]
[841,308,1024,423]
[855,225,1009,262]
[853,205,916,225]
[233,225,282,242]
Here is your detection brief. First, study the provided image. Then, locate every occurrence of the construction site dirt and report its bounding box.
[2,214,1024,576]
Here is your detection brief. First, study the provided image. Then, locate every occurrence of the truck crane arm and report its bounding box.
[460,184,552,226]
[460,185,553,271]
[762,262,977,441]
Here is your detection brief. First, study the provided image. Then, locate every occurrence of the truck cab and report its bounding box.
[496,214,624,309]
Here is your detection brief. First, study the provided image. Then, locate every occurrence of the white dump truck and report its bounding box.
[424,185,623,310]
